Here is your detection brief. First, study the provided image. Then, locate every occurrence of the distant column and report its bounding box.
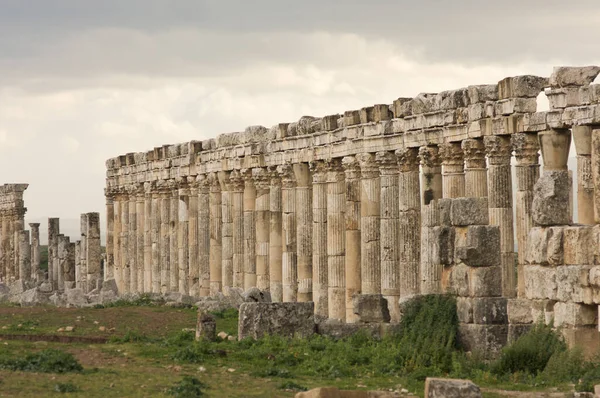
[377,151,400,322]
[151,192,161,293]
[243,169,257,289]
[48,218,60,291]
[178,186,190,295]
[279,164,296,302]
[86,212,102,292]
[79,214,88,290]
[169,182,179,293]
[358,153,380,295]
[342,156,361,322]
[270,167,284,302]
[209,172,222,294]
[144,184,153,292]
[397,148,421,297]
[484,136,515,298]
[17,230,30,283]
[187,178,199,295]
[462,138,488,198]
[326,159,346,322]
[440,142,465,198]
[159,190,170,293]
[136,193,145,292]
[229,170,245,289]
[113,199,122,290]
[29,223,40,282]
[572,126,594,224]
[58,235,75,288]
[219,171,233,290]
[253,168,271,292]
[198,175,211,296]
[512,133,540,297]
[128,189,137,293]
[1,219,9,282]
[419,146,442,294]
[105,196,115,281]
[311,161,328,318]
[293,163,313,303]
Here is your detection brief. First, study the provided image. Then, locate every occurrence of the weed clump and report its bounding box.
[0,349,83,373]
[167,375,207,397]
[54,383,79,393]
[278,381,308,392]
[96,293,163,308]
[110,329,154,344]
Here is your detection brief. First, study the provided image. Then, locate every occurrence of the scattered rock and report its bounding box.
[65,326,75,332]
[238,302,315,340]
[242,287,272,303]
[195,312,216,341]
[217,331,229,340]
[424,378,481,398]
[353,294,391,323]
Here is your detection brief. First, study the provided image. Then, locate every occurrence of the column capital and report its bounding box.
[462,138,487,169]
[208,172,221,192]
[484,135,512,165]
[342,156,361,180]
[395,147,420,172]
[229,169,245,192]
[218,170,232,191]
[418,145,441,168]
[375,151,398,175]
[251,167,270,193]
[511,133,540,166]
[356,152,379,178]
[310,160,328,184]
[325,158,345,182]
[439,142,464,166]
[276,164,295,188]
[196,174,210,193]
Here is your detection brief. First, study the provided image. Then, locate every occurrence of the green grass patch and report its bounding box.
[167,375,208,397]
[0,349,83,373]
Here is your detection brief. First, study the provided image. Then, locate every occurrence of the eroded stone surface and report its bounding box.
[238,302,315,340]
[424,378,482,398]
[532,171,572,226]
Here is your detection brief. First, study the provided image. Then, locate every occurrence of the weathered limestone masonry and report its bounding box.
[0,184,28,283]
[106,66,600,333]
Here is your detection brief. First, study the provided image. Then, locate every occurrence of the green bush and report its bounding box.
[541,347,588,384]
[278,381,308,392]
[54,383,79,393]
[167,375,207,397]
[0,349,83,373]
[492,323,566,376]
[576,364,600,392]
[172,341,216,363]
[110,330,154,344]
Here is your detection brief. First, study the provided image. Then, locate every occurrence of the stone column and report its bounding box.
[253,168,271,292]
[144,185,153,292]
[230,170,245,289]
[512,133,540,297]
[113,199,122,290]
[136,193,145,292]
[419,146,442,295]
[105,196,115,281]
[294,163,313,303]
[269,168,283,302]
[573,126,594,224]
[358,153,380,295]
[209,172,222,294]
[58,235,75,288]
[79,214,88,290]
[198,175,211,296]
[151,192,161,293]
[13,215,24,281]
[159,190,170,293]
[311,161,328,318]
[178,187,190,295]
[219,171,233,290]
[74,242,81,288]
[48,218,60,290]
[484,136,516,298]
[397,148,421,297]
[342,156,361,322]
[462,138,488,198]
[188,178,199,295]
[18,230,30,283]
[440,142,465,198]
[279,164,296,302]
[169,184,179,293]
[128,190,137,293]
[1,218,9,282]
[29,223,40,281]
[86,213,102,292]
[243,170,257,289]
[327,159,346,322]
[377,151,400,322]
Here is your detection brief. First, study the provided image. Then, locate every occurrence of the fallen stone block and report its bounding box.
[65,288,87,307]
[195,312,216,341]
[532,170,572,226]
[449,198,489,227]
[549,66,600,88]
[295,387,403,398]
[238,302,315,340]
[20,288,50,306]
[455,225,501,267]
[38,281,53,293]
[353,294,391,323]
[242,287,272,303]
[424,378,481,398]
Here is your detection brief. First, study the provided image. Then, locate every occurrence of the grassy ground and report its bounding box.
[0,302,589,398]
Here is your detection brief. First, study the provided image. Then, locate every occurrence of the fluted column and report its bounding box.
[440,142,465,198]
[419,146,442,295]
[377,151,400,322]
[188,178,199,295]
[270,168,284,302]
[327,159,346,322]
[151,192,161,293]
[136,192,145,292]
[484,136,515,298]
[105,197,115,281]
[572,126,594,224]
[121,192,132,293]
[253,168,271,292]
[230,170,245,289]
[243,170,257,289]
[159,190,170,293]
[294,163,313,303]
[29,223,40,281]
[127,189,137,293]
[49,218,60,290]
[169,183,179,293]
[144,185,153,292]
[198,175,211,296]
[178,186,190,294]
[342,156,361,322]
[79,214,88,290]
[358,153,380,295]
[311,161,328,318]
[512,133,540,297]
[1,218,8,281]
[462,138,488,198]
[279,164,296,302]
[209,173,222,294]
[18,230,30,283]
[219,171,233,290]
[113,199,122,290]
[397,148,421,297]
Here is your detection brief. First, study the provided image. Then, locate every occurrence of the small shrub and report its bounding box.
[541,347,588,384]
[167,375,207,397]
[210,308,238,319]
[110,330,154,344]
[172,341,215,363]
[0,349,83,373]
[278,381,307,391]
[492,323,566,376]
[163,330,195,347]
[54,383,79,393]
[576,364,600,392]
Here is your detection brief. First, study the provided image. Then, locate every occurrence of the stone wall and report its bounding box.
[104,66,600,328]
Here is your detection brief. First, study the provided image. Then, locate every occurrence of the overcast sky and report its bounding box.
[1,0,599,241]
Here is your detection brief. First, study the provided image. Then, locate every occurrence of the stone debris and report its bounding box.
[195,312,216,341]
[238,302,315,340]
[424,378,481,398]
[352,294,391,323]
[295,387,412,398]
